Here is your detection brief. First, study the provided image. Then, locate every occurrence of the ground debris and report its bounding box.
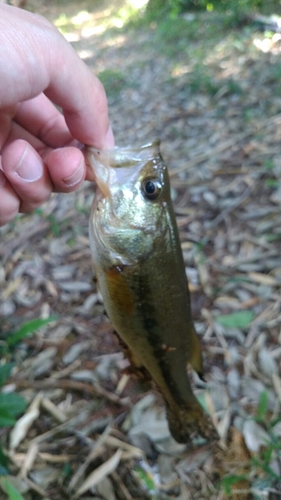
[1,1,281,499]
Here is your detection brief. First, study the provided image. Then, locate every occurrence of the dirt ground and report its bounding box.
[1,1,281,499]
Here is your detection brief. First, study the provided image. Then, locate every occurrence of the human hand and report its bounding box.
[0,4,114,226]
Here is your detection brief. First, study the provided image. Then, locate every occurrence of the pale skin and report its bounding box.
[0,4,114,226]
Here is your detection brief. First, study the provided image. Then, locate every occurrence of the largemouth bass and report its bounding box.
[87,141,217,443]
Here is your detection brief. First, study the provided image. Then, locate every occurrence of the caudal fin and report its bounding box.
[166,400,218,443]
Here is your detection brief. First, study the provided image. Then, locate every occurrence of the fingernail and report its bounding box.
[63,160,84,187]
[0,171,6,188]
[15,145,43,182]
[105,124,115,149]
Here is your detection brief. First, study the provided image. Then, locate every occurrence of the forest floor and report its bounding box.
[1,0,281,499]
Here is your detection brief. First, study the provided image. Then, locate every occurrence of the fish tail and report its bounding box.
[166,399,218,443]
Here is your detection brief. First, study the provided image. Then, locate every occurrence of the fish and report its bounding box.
[87,141,218,443]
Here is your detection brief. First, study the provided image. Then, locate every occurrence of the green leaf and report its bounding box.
[263,159,274,171]
[265,179,279,188]
[257,390,268,420]
[221,474,248,495]
[196,391,209,413]
[0,410,16,427]
[0,364,15,388]
[6,316,56,347]
[0,393,27,417]
[46,214,60,236]
[228,276,249,283]
[216,311,254,329]
[0,444,8,471]
[1,477,25,500]
[63,462,72,478]
[134,466,155,491]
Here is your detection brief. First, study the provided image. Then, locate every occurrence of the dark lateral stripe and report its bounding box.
[135,273,187,406]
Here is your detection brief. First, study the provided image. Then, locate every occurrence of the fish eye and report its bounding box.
[141,178,162,200]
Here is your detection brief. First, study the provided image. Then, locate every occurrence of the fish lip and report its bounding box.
[86,140,161,168]
[85,147,111,197]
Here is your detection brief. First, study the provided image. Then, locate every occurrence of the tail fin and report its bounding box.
[166,399,218,443]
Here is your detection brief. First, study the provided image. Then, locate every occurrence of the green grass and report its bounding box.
[35,208,60,236]
[97,68,132,97]
[118,8,256,100]
[0,317,56,351]
[0,478,26,500]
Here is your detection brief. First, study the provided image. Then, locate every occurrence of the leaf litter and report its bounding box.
[1,0,281,498]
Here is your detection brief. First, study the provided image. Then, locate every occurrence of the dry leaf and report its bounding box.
[74,449,122,498]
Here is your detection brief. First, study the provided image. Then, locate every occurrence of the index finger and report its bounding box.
[0,5,111,149]
[15,94,74,148]
[46,60,110,148]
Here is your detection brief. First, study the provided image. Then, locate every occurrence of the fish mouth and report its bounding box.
[86,142,162,198]
[85,147,111,197]
[87,141,161,166]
